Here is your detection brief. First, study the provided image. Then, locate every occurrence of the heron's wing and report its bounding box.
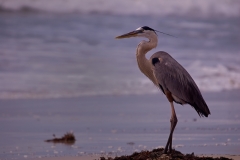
[150,51,210,117]
[152,58,196,103]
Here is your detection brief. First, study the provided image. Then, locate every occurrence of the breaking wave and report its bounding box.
[1,0,240,18]
[0,62,239,99]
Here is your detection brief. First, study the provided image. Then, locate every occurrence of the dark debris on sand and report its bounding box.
[100,148,232,160]
[45,132,76,144]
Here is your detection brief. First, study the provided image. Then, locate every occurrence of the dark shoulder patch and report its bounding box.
[152,57,160,66]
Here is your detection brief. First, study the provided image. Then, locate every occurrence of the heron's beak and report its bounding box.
[115,30,142,39]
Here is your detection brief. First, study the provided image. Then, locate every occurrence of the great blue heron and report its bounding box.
[115,26,210,153]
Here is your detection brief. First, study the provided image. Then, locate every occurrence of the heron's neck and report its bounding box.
[136,37,158,85]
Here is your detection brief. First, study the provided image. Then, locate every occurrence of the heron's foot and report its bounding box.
[163,148,168,154]
[163,147,172,154]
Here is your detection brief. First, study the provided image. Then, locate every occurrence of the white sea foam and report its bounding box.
[188,61,240,92]
[1,0,240,18]
[0,62,239,99]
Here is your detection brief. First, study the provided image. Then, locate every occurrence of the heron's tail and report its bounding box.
[192,99,210,117]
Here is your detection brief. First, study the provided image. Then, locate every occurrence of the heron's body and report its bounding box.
[151,51,209,116]
[116,26,210,153]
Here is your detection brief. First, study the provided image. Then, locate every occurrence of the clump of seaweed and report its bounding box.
[100,148,233,160]
[45,132,76,144]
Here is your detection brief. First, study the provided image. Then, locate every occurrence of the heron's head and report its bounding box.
[115,26,157,39]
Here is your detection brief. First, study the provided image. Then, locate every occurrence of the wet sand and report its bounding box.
[31,155,100,160]
[0,90,240,159]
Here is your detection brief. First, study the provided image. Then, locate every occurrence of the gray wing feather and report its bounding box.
[151,51,210,117]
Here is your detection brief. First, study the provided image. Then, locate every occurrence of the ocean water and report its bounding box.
[0,0,240,99]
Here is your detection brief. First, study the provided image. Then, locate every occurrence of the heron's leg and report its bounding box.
[169,102,178,151]
[164,101,178,154]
